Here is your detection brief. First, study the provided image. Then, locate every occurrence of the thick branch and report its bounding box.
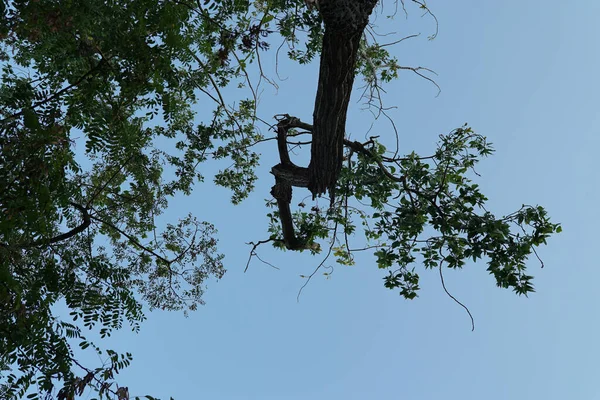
[270,177,306,250]
[269,116,311,250]
[1,202,91,249]
[278,116,403,183]
[268,114,428,252]
[271,163,310,188]
[269,113,404,252]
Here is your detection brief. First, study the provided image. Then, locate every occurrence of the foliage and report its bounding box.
[0,0,559,399]
[263,122,559,302]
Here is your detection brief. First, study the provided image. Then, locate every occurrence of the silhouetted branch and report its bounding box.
[90,214,171,265]
[244,238,281,272]
[438,256,475,331]
[1,202,90,249]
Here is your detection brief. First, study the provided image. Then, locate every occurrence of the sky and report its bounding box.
[56,1,600,399]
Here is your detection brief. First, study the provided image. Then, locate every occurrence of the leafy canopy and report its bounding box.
[0,0,559,399]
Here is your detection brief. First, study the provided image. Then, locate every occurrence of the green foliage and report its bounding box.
[359,128,560,298]
[0,0,559,399]
[281,127,560,300]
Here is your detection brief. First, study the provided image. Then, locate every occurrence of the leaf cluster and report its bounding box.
[264,126,560,300]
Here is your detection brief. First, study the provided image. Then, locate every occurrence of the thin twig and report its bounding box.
[90,214,171,265]
[397,65,441,96]
[85,154,135,208]
[379,33,420,47]
[438,259,475,331]
[245,238,279,272]
[297,225,338,301]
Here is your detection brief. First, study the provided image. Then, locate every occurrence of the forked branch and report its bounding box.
[269,114,404,251]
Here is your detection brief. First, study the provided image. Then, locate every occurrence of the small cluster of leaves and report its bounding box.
[265,201,327,254]
[356,42,401,86]
[114,215,226,313]
[209,99,262,204]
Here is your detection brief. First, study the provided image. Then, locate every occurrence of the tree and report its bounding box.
[0,0,560,399]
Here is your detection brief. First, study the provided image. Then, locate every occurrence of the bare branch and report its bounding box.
[411,0,439,39]
[379,33,420,47]
[244,238,282,272]
[397,65,441,96]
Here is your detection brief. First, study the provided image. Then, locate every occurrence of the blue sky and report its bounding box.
[59,1,600,399]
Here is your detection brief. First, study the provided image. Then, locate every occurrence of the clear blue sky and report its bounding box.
[61,1,600,399]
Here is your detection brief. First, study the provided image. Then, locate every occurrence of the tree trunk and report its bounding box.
[308,0,378,198]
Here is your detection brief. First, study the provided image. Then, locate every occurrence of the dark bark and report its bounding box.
[308,0,378,198]
[271,115,402,251]
[270,177,305,250]
[270,116,310,250]
[270,0,379,250]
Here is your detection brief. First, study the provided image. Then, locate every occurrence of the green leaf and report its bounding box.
[23,108,41,131]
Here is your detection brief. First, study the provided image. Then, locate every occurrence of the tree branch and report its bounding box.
[89,214,171,265]
[1,202,91,249]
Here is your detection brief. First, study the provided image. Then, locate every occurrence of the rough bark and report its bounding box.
[308,0,378,198]
[270,0,379,250]
[270,116,310,250]
[271,115,398,251]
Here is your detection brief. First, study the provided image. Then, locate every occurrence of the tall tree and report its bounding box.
[0,0,559,399]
